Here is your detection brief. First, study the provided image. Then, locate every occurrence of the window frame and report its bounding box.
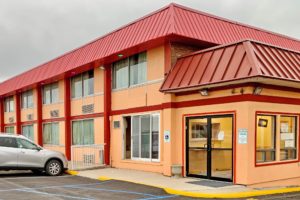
[71,70,94,99]
[21,90,34,109]
[71,118,95,145]
[255,111,300,167]
[22,124,34,141]
[42,82,59,105]
[5,126,15,134]
[127,113,160,162]
[4,96,14,112]
[112,52,147,90]
[42,122,59,145]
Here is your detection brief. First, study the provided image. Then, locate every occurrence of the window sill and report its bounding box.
[255,159,299,167]
[121,159,162,165]
[71,93,103,101]
[112,78,164,92]
[43,101,64,106]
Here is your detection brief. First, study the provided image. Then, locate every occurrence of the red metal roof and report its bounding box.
[1,3,300,96]
[160,40,300,92]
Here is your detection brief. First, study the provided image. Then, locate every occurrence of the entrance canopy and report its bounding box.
[160,40,300,93]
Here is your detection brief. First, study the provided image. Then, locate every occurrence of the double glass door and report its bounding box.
[186,115,233,181]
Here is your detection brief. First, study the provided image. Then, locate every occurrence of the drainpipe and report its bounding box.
[64,78,71,160]
[104,66,112,166]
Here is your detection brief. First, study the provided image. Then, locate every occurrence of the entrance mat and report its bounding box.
[187,180,232,188]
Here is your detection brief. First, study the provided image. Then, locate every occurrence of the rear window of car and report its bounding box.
[0,137,17,148]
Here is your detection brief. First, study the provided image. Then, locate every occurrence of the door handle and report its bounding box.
[20,151,25,154]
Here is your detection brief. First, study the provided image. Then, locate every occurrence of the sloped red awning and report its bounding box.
[160,40,300,92]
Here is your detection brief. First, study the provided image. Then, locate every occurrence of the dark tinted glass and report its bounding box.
[0,137,17,148]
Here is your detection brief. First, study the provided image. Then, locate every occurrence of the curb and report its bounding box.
[97,176,300,199]
[65,170,79,176]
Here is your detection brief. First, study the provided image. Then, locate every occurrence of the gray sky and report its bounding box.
[0,0,299,82]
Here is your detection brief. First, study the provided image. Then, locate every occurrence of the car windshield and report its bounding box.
[17,138,38,150]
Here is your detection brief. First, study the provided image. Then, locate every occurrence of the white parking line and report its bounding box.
[0,181,113,192]
[17,189,95,200]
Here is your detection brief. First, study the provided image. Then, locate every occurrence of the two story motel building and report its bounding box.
[1,3,300,187]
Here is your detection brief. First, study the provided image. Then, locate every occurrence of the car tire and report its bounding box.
[45,159,63,176]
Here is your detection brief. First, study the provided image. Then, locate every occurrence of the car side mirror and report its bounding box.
[34,146,42,151]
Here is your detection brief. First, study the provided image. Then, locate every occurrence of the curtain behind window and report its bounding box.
[22,125,34,141]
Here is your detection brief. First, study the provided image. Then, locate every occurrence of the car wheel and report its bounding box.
[45,159,62,176]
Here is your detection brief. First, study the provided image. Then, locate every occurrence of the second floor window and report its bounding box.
[71,70,94,98]
[5,96,14,112]
[43,82,59,104]
[113,52,147,89]
[21,90,34,109]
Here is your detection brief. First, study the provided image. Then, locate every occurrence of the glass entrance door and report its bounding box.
[186,115,233,182]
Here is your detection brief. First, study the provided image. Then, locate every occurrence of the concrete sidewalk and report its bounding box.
[71,167,300,198]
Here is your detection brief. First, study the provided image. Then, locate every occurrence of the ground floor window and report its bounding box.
[22,125,34,141]
[72,119,94,145]
[256,113,298,164]
[43,123,59,145]
[124,114,160,161]
[5,126,15,134]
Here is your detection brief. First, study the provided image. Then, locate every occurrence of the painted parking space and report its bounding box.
[1,172,300,200]
[0,172,190,200]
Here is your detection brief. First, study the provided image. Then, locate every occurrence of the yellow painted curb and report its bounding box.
[97,176,300,199]
[65,170,79,175]
[98,176,113,181]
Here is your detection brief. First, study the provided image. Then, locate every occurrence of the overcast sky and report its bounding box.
[0,0,299,82]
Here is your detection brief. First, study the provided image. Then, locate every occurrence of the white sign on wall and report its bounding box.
[164,130,171,143]
[238,129,248,144]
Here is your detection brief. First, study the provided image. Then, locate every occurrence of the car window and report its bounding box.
[17,138,38,150]
[0,137,18,148]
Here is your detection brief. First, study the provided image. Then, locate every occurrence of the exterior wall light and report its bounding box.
[99,66,105,70]
[200,89,209,96]
[253,86,263,95]
[118,54,123,58]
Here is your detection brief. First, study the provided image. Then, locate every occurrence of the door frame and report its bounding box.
[185,114,234,182]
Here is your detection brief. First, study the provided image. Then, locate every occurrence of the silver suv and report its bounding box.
[0,134,68,176]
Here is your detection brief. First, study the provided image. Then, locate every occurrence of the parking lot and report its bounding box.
[0,171,188,200]
[1,171,300,200]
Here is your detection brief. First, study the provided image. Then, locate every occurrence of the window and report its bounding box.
[71,70,94,98]
[22,125,34,141]
[5,96,14,112]
[5,126,15,134]
[16,138,38,150]
[43,123,59,145]
[256,115,276,163]
[256,113,298,164]
[43,83,59,104]
[0,137,17,148]
[130,114,159,161]
[113,52,147,89]
[280,116,297,161]
[72,119,94,145]
[21,90,34,109]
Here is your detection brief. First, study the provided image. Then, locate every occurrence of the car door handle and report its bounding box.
[20,151,26,154]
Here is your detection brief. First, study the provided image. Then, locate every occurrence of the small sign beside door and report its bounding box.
[238,129,248,144]
[164,130,171,143]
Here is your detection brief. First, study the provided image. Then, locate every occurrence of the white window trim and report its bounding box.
[123,113,160,162]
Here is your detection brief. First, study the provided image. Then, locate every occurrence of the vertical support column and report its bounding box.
[37,86,43,146]
[15,93,21,134]
[64,78,71,160]
[104,66,112,166]
[0,98,4,132]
